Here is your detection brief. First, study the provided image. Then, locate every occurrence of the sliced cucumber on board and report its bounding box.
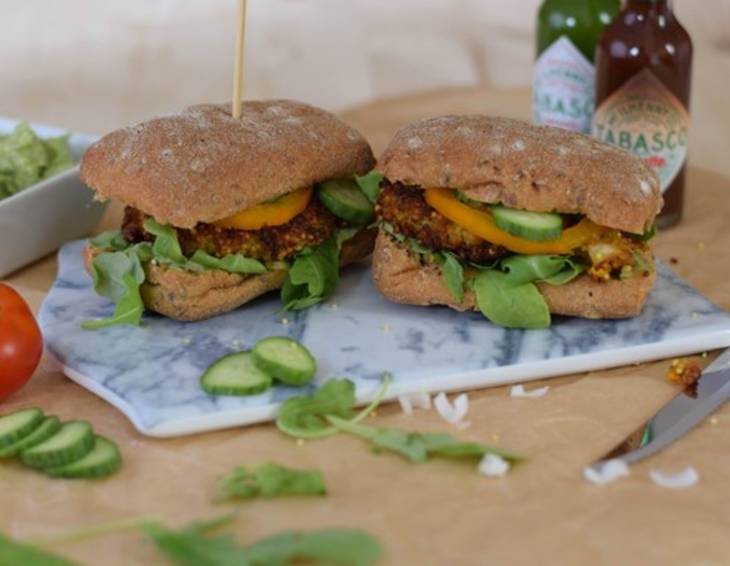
[200,351,273,396]
[0,408,44,448]
[0,416,62,458]
[491,205,563,241]
[252,337,317,386]
[317,179,374,224]
[45,436,122,479]
[21,420,95,469]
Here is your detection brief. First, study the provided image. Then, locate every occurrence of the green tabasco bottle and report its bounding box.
[533,0,620,134]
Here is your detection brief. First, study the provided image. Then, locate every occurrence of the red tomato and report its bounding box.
[0,284,43,399]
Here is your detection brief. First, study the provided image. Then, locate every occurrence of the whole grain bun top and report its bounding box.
[376,116,662,234]
[81,100,375,228]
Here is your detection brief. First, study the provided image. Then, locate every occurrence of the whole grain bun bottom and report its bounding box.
[372,231,656,320]
[84,228,376,322]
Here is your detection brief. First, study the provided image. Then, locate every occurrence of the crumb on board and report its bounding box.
[710,417,719,425]
[296,439,305,447]
[698,242,706,250]
[670,257,679,265]
[666,358,702,386]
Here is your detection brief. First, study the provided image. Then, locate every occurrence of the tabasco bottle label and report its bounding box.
[533,36,595,134]
[592,69,689,193]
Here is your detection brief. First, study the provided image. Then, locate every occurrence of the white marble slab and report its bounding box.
[39,241,730,437]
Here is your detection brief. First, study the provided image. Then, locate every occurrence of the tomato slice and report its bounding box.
[213,187,313,230]
[0,284,43,400]
[424,188,605,255]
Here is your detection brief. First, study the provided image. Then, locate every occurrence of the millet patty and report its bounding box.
[375,182,508,264]
[122,199,342,266]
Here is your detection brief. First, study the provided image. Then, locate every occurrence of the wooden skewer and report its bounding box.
[232,0,248,119]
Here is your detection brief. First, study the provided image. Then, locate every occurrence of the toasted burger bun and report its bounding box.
[377,116,661,234]
[84,228,375,322]
[81,100,375,228]
[372,232,656,320]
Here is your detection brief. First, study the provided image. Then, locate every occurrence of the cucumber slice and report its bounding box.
[0,408,44,449]
[45,436,122,479]
[0,416,62,458]
[252,337,317,386]
[200,351,273,396]
[317,179,374,224]
[21,420,94,469]
[491,205,563,241]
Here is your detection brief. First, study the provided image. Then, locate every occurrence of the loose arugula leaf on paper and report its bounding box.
[0,534,78,566]
[327,416,525,464]
[216,462,326,503]
[144,516,383,566]
[276,377,525,468]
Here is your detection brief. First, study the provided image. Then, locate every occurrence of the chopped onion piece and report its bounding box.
[478,453,510,477]
[649,467,699,489]
[434,392,469,424]
[583,459,630,485]
[397,392,431,416]
[510,384,550,398]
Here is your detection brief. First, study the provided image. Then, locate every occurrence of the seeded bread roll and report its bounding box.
[81,100,375,228]
[372,232,656,320]
[84,228,376,321]
[377,116,661,234]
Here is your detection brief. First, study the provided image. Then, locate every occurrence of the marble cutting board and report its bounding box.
[39,240,730,437]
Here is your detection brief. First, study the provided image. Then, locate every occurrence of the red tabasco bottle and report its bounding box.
[593,0,693,227]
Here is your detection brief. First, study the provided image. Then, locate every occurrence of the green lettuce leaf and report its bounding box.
[355,171,384,204]
[472,270,551,329]
[215,462,326,502]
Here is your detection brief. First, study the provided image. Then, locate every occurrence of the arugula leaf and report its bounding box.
[327,416,525,464]
[631,250,653,275]
[243,529,383,566]
[82,271,145,329]
[281,228,359,311]
[441,252,465,303]
[472,270,550,329]
[0,534,78,566]
[143,515,244,566]
[499,254,584,287]
[145,516,382,566]
[143,218,187,265]
[216,462,326,502]
[355,171,384,204]
[276,379,357,439]
[189,250,266,275]
[87,250,145,302]
[89,230,128,251]
[635,223,657,242]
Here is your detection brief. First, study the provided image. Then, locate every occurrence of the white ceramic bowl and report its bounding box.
[0,117,106,277]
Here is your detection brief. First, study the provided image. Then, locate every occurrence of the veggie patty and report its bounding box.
[121,199,342,266]
[375,182,509,264]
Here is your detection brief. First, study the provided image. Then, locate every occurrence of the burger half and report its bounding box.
[80,100,379,328]
[372,116,662,329]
